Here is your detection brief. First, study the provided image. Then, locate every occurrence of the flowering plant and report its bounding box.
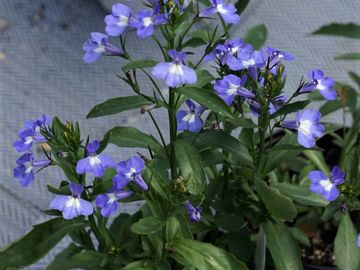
[2,1,360,269]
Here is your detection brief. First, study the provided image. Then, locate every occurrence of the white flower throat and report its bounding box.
[299,120,312,135]
[319,179,334,192]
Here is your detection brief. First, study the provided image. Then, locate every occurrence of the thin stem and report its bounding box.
[147,110,170,160]
[168,88,177,179]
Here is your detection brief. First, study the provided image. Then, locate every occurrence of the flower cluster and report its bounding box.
[13,115,51,187]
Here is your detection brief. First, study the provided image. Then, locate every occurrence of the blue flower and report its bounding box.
[76,140,116,177]
[152,50,197,87]
[113,156,148,191]
[357,234,360,248]
[14,153,50,187]
[228,50,265,72]
[185,200,202,222]
[82,32,123,63]
[300,69,337,100]
[266,47,294,62]
[176,100,205,132]
[308,166,345,202]
[50,183,93,220]
[269,95,286,115]
[205,38,253,66]
[130,7,167,38]
[13,114,51,152]
[200,0,240,24]
[214,74,255,105]
[281,109,325,148]
[105,3,132,37]
[95,186,134,217]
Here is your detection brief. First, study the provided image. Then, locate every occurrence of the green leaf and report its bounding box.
[272,182,328,207]
[86,96,153,119]
[192,70,215,88]
[174,139,206,195]
[47,244,83,270]
[108,126,162,150]
[0,218,87,269]
[131,217,165,235]
[262,221,303,270]
[349,72,360,88]
[197,130,253,167]
[289,227,311,247]
[175,86,232,118]
[303,150,329,174]
[255,180,297,221]
[334,213,360,270]
[335,52,360,60]
[122,260,156,270]
[172,239,249,270]
[312,23,360,39]
[319,100,342,116]
[122,59,158,71]
[48,250,106,270]
[235,0,250,14]
[166,216,182,242]
[183,36,208,48]
[271,100,310,118]
[244,24,267,50]
[254,227,266,270]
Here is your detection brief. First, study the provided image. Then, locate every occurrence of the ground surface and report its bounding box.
[0,0,359,268]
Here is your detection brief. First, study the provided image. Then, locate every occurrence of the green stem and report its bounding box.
[168,88,177,180]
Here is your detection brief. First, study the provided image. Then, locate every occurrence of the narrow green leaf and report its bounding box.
[47,244,83,270]
[47,250,105,270]
[262,221,303,270]
[303,150,329,174]
[312,23,360,39]
[86,96,153,118]
[166,216,182,242]
[122,260,156,270]
[334,213,360,270]
[271,100,310,118]
[256,180,297,221]
[122,59,158,71]
[172,239,249,270]
[272,182,328,207]
[335,52,360,60]
[289,227,311,247]
[349,72,360,88]
[108,126,162,150]
[175,86,232,118]
[319,100,342,116]
[192,70,215,88]
[235,0,250,14]
[254,227,266,270]
[197,130,253,167]
[174,139,206,195]
[131,217,165,235]
[244,24,267,50]
[0,218,87,269]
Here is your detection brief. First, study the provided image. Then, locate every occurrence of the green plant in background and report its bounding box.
[1,1,360,270]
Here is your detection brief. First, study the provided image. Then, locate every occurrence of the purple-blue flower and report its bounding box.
[269,95,286,115]
[357,234,360,248]
[205,39,253,66]
[214,74,255,105]
[308,165,345,202]
[50,183,93,220]
[130,8,167,38]
[200,0,240,24]
[266,47,294,62]
[176,100,205,132]
[14,153,50,187]
[13,114,51,152]
[113,156,148,191]
[76,140,115,177]
[281,109,325,148]
[152,50,197,87]
[82,32,123,63]
[228,50,265,72]
[185,200,202,222]
[300,69,337,100]
[95,186,134,217]
[105,3,132,37]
